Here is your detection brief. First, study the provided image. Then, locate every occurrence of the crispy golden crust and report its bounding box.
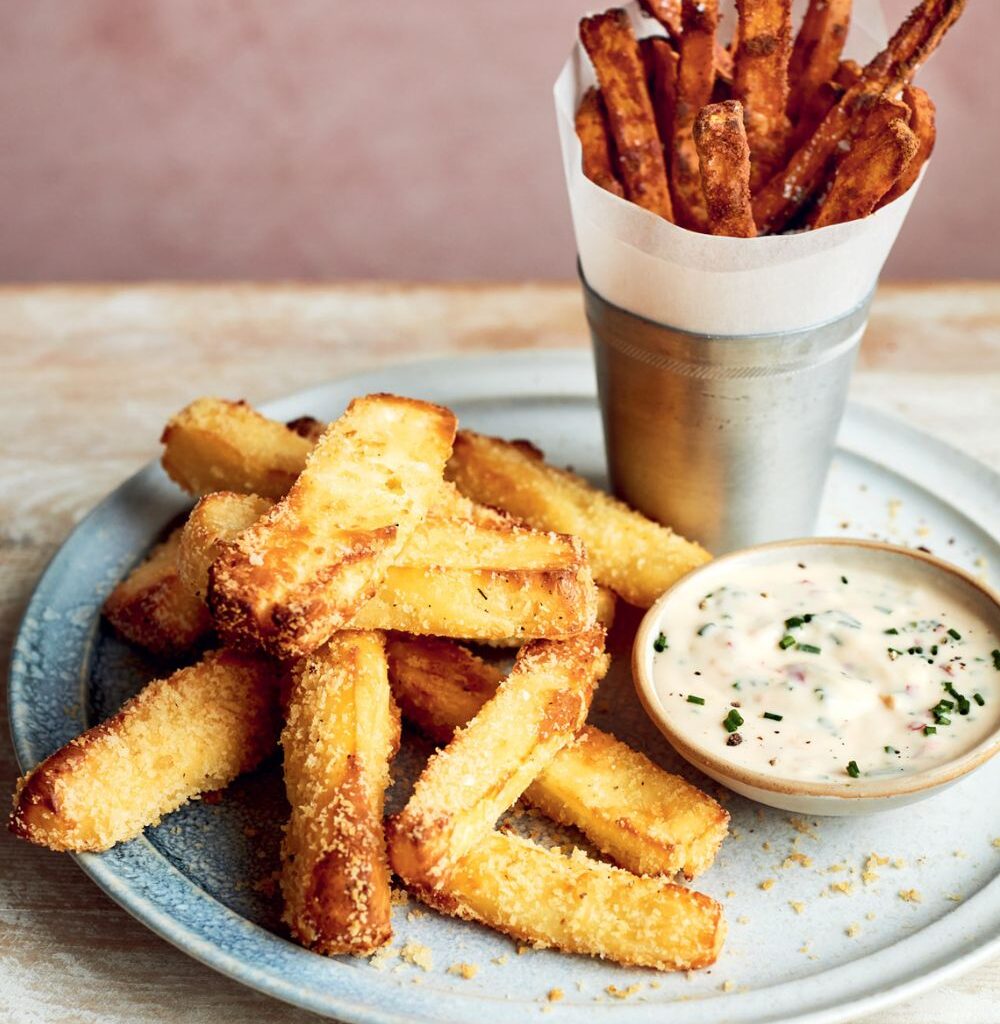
[280,632,399,956]
[580,10,674,221]
[753,0,965,233]
[788,0,852,120]
[386,635,727,878]
[410,832,726,972]
[102,528,213,655]
[209,394,457,658]
[879,84,936,206]
[733,0,793,190]
[575,88,625,197]
[640,37,679,162]
[694,100,757,237]
[161,398,313,499]
[446,430,710,609]
[812,101,917,227]
[670,0,718,230]
[387,629,608,888]
[10,649,280,852]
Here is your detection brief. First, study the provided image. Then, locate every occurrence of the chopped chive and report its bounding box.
[884,627,899,635]
[784,615,805,630]
[723,708,744,733]
[930,645,939,656]
[697,623,714,636]
[974,692,985,707]
[732,681,742,690]
[779,635,796,650]
[887,648,902,660]
[653,632,668,653]
[763,711,783,722]
[803,613,814,623]
[796,643,822,655]
[934,714,951,726]
[687,694,706,705]
[923,725,937,736]
[846,760,860,778]
[885,746,899,755]
[841,575,849,584]
[958,696,970,715]
[948,628,962,641]
[992,649,1000,670]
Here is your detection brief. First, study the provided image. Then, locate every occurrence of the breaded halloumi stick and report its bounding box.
[10,649,280,851]
[446,430,710,608]
[386,635,728,878]
[281,632,399,955]
[388,629,608,888]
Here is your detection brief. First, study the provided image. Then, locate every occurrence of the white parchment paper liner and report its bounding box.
[555,1,923,335]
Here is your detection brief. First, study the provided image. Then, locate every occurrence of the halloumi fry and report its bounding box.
[103,527,213,655]
[879,85,936,206]
[694,100,756,237]
[386,635,728,878]
[387,628,607,888]
[579,9,675,221]
[446,431,711,608]
[10,649,280,852]
[575,88,625,197]
[753,0,966,233]
[182,491,597,642]
[281,632,399,956]
[414,832,725,971]
[788,0,852,120]
[162,398,313,499]
[812,104,917,228]
[640,37,679,158]
[209,394,457,659]
[733,0,793,190]
[671,0,718,230]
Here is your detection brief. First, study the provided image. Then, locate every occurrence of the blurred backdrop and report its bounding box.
[1,0,994,282]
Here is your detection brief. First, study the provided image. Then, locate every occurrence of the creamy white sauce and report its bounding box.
[651,558,1000,783]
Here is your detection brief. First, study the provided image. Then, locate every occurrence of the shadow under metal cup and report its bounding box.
[583,271,873,554]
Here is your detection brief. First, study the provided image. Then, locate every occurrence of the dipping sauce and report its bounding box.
[650,557,1000,783]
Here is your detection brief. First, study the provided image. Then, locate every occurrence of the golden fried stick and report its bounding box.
[671,0,718,230]
[182,491,597,642]
[788,0,852,120]
[733,0,793,190]
[102,527,213,655]
[638,0,681,37]
[387,628,608,888]
[10,649,280,852]
[694,100,757,237]
[834,57,862,87]
[386,635,728,878]
[415,833,725,971]
[812,102,917,228]
[209,394,457,659]
[879,85,936,206]
[162,398,313,499]
[753,0,966,233]
[446,431,710,608]
[579,9,675,221]
[575,88,625,197]
[640,37,679,158]
[281,632,399,956]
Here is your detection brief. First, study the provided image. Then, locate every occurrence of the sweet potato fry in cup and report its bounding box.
[575,87,625,197]
[788,0,852,120]
[879,85,936,206]
[694,100,756,237]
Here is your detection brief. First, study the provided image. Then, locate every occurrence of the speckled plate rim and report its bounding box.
[9,349,1000,1024]
[633,537,1000,803]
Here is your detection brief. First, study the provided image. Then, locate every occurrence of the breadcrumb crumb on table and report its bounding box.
[448,963,479,979]
[830,881,854,896]
[760,878,776,891]
[789,901,806,915]
[846,923,861,938]
[400,941,434,971]
[547,989,564,1003]
[899,888,922,904]
[722,980,736,993]
[606,984,641,1000]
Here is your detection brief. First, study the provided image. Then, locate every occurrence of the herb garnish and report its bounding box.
[653,632,668,653]
[846,760,861,778]
[763,711,783,722]
[841,576,849,584]
[974,692,985,707]
[992,649,1000,670]
[884,627,899,635]
[796,643,822,655]
[778,635,796,650]
[885,746,899,755]
[923,725,937,736]
[947,628,962,641]
[687,694,706,705]
[723,708,744,733]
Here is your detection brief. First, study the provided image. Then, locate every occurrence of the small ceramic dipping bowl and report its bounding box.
[633,538,1000,816]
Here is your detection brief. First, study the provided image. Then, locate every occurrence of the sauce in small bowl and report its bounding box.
[633,539,1000,815]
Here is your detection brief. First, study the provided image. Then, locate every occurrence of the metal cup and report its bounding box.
[583,270,872,554]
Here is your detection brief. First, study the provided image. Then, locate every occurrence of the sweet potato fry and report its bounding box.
[386,635,728,878]
[413,832,725,971]
[788,78,844,152]
[640,37,679,157]
[834,58,862,87]
[879,85,936,206]
[281,632,399,956]
[10,649,280,852]
[753,0,966,233]
[162,398,313,499]
[102,527,213,655]
[387,628,607,888]
[788,0,852,120]
[446,431,711,608]
[580,9,674,221]
[733,0,793,190]
[671,0,718,230]
[574,88,625,197]
[209,394,456,658]
[694,100,756,237]
[638,0,681,37]
[812,102,917,227]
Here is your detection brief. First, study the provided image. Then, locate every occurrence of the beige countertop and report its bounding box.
[2,281,999,1024]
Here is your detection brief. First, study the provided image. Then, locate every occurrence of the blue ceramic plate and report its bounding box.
[10,351,1000,1023]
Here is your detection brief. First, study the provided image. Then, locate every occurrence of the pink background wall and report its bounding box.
[2,1,995,283]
